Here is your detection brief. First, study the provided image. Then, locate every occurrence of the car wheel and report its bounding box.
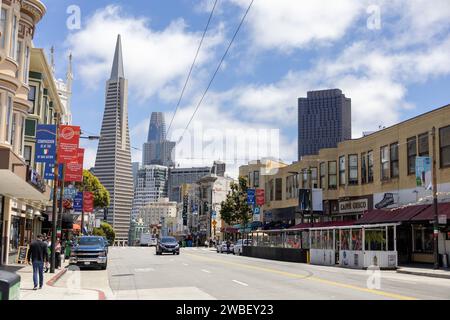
[173,252,176,255]
[176,252,180,255]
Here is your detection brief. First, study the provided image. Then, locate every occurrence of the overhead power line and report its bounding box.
[176,0,255,145]
[166,0,219,137]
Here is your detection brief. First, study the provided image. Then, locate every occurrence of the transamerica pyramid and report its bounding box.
[94,35,133,245]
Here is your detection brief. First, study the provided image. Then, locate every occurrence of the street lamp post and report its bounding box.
[431,127,439,270]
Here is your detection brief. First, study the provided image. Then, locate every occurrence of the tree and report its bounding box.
[76,170,110,208]
[220,177,253,229]
[93,222,115,244]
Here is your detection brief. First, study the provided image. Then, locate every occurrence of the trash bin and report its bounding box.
[0,271,21,300]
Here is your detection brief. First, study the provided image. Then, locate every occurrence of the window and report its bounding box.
[412,225,433,253]
[302,170,308,188]
[254,171,260,188]
[268,180,274,201]
[339,156,346,185]
[381,146,390,180]
[25,119,37,137]
[15,40,22,78]
[311,167,318,188]
[361,152,367,184]
[23,46,30,84]
[320,162,326,189]
[407,137,417,175]
[0,9,7,49]
[28,85,36,114]
[418,133,429,156]
[10,15,17,59]
[348,155,358,185]
[368,151,374,183]
[275,178,282,201]
[328,161,337,189]
[24,145,32,166]
[10,113,16,146]
[5,96,13,144]
[390,143,399,178]
[247,172,253,187]
[19,116,25,156]
[440,125,450,168]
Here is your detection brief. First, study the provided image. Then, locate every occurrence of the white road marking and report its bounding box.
[135,268,155,272]
[232,280,249,287]
[201,269,211,273]
[182,263,189,266]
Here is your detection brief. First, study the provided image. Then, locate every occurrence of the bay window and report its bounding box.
[0,9,7,49]
[10,15,17,59]
[5,96,13,144]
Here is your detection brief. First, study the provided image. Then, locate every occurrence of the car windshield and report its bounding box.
[78,237,103,246]
[161,237,177,243]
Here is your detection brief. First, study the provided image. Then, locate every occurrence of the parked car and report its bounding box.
[140,233,158,247]
[217,241,234,254]
[233,239,251,255]
[156,236,180,255]
[69,236,108,269]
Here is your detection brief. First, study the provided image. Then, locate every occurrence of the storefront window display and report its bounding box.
[340,229,351,250]
[286,232,301,249]
[9,216,20,257]
[352,229,363,251]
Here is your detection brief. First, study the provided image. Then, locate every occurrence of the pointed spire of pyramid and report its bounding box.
[110,34,124,80]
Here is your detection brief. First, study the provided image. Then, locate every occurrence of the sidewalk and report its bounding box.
[14,260,100,300]
[397,265,450,280]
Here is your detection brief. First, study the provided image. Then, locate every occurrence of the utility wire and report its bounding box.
[176,0,254,145]
[166,0,219,137]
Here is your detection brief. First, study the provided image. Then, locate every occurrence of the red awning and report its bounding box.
[411,202,450,222]
[289,220,355,230]
[356,205,430,224]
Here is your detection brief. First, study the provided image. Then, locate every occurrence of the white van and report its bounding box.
[140,234,157,247]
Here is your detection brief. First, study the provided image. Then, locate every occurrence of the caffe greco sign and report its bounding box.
[339,199,368,213]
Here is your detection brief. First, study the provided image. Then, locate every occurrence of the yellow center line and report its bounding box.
[184,252,418,300]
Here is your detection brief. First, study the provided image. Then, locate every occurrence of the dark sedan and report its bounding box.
[156,236,180,255]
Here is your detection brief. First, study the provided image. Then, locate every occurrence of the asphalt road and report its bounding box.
[56,247,450,300]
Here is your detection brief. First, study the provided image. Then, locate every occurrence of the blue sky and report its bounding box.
[33,0,450,177]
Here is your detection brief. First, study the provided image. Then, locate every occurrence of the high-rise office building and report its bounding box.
[131,165,169,220]
[168,167,212,202]
[298,89,351,160]
[142,112,176,167]
[94,35,133,244]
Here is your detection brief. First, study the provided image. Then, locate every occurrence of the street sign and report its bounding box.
[253,207,260,215]
[35,125,57,163]
[247,189,256,205]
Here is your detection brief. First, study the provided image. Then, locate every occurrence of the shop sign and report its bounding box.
[339,199,368,214]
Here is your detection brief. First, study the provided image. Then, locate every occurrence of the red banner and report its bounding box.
[256,189,265,206]
[65,148,84,182]
[58,125,80,164]
[83,191,94,213]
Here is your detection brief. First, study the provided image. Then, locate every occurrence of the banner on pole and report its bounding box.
[247,189,256,205]
[65,148,84,182]
[256,189,265,206]
[44,162,63,180]
[83,191,94,213]
[73,192,83,213]
[58,125,80,164]
[416,157,432,188]
[35,125,57,163]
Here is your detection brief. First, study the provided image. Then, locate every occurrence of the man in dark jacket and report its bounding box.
[27,234,49,290]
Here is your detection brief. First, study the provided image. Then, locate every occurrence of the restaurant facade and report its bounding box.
[239,104,450,266]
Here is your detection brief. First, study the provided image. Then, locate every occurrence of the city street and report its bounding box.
[48,247,450,300]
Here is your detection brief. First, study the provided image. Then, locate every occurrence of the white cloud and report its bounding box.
[66,5,224,102]
[231,0,365,51]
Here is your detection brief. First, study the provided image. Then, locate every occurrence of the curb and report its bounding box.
[397,269,450,280]
[46,268,68,286]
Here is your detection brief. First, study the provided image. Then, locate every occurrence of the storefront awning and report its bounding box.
[411,203,450,222]
[356,205,430,224]
[0,170,48,202]
[289,220,355,230]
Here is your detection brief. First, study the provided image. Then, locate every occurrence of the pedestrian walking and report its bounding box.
[55,240,62,269]
[27,234,49,290]
[226,239,231,254]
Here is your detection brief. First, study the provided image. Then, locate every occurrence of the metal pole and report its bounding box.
[58,164,65,235]
[50,116,60,274]
[432,127,439,269]
[309,169,314,227]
